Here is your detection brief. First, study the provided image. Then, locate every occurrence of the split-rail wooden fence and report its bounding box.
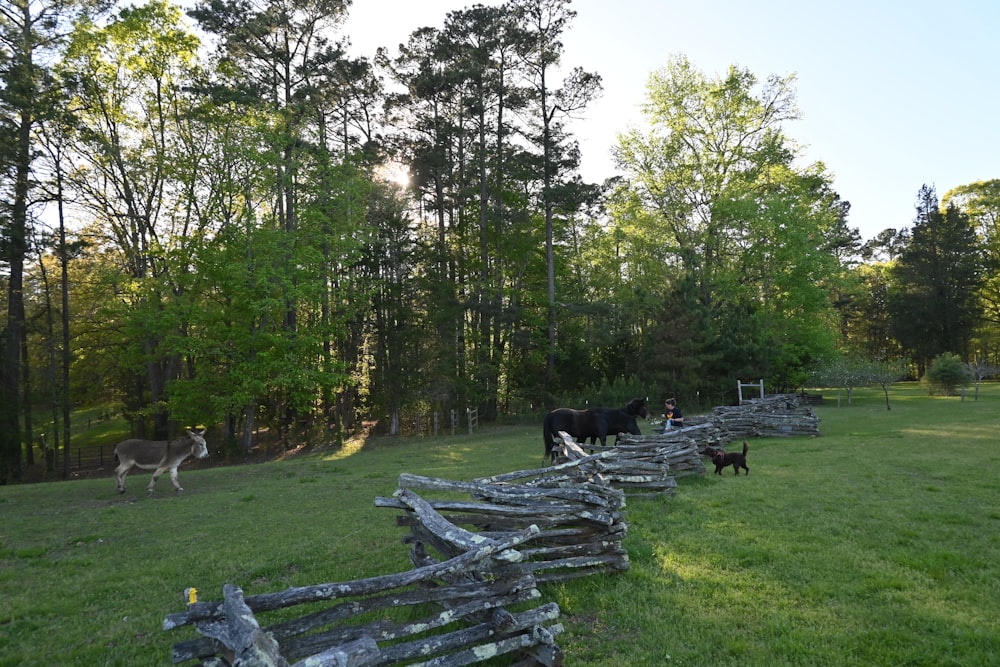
[164,491,563,667]
[377,472,630,584]
[162,393,819,665]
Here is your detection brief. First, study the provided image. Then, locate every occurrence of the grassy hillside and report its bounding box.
[1,384,998,666]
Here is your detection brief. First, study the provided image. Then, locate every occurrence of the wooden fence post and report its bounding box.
[737,379,765,404]
[466,407,479,434]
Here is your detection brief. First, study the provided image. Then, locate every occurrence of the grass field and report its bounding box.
[1,384,998,666]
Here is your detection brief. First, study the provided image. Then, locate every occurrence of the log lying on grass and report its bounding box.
[165,499,564,667]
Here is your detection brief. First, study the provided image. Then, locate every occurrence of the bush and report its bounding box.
[923,352,972,396]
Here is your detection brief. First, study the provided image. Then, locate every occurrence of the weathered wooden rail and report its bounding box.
[376,473,630,584]
[613,427,712,480]
[530,395,819,496]
[162,392,820,665]
[708,394,820,439]
[525,433,681,497]
[164,490,564,666]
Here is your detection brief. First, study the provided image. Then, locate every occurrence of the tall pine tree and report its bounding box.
[888,185,985,367]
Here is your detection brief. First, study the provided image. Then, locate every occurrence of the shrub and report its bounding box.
[923,352,972,395]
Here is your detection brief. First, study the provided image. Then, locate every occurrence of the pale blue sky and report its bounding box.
[345,1,999,241]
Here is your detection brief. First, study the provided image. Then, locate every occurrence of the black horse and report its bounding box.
[542,397,649,463]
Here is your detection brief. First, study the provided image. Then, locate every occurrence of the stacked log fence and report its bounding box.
[534,395,819,497]
[378,472,630,584]
[708,393,821,439]
[489,436,681,498]
[162,392,819,665]
[164,492,564,666]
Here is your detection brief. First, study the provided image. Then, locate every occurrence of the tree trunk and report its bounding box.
[20,319,33,467]
[57,154,72,479]
[240,404,256,454]
[1,49,33,482]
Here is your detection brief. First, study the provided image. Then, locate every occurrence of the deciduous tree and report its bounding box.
[60,0,203,437]
[942,179,1000,359]
[0,0,99,481]
[613,55,848,398]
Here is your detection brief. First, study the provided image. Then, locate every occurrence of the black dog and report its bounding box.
[712,441,749,475]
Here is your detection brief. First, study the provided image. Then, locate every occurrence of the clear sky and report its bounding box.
[343,0,1000,241]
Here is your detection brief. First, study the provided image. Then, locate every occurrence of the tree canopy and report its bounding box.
[887,185,985,368]
[1,0,997,481]
[612,55,850,397]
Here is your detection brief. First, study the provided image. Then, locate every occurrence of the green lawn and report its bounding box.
[1,383,998,666]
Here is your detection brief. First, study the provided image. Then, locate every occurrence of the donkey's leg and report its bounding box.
[147,466,167,495]
[168,466,184,492]
[114,463,130,493]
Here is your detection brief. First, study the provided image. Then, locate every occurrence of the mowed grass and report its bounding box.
[2,384,999,666]
[554,386,1000,666]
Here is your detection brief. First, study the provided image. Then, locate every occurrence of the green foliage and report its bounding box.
[942,180,1000,361]
[612,55,844,400]
[888,185,986,365]
[553,375,649,410]
[645,277,719,403]
[811,354,875,390]
[923,352,973,395]
[13,0,1000,466]
[837,261,899,360]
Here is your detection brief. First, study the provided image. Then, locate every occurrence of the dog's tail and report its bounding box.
[742,441,749,456]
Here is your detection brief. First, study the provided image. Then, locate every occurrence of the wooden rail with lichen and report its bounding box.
[161,393,819,665]
[164,496,564,667]
[535,394,819,496]
[704,393,821,439]
[376,473,630,585]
